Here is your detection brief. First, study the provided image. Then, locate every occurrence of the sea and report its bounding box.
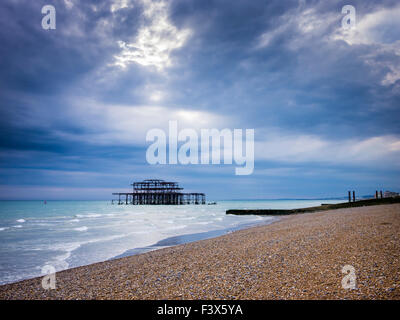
[0,199,344,285]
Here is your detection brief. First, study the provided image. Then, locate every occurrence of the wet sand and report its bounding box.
[1,204,399,300]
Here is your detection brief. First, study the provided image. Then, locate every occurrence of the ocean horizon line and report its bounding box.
[0,197,353,202]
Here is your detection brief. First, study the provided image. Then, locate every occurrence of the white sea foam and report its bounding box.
[74,226,88,232]
[182,216,196,220]
[131,230,149,234]
[16,219,25,223]
[43,234,130,270]
[45,242,83,271]
[34,223,52,226]
[0,199,345,285]
[49,242,82,253]
[165,224,187,230]
[75,214,102,218]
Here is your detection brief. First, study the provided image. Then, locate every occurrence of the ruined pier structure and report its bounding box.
[112,179,206,205]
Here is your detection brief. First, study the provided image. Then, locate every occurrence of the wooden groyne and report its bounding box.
[226,197,400,216]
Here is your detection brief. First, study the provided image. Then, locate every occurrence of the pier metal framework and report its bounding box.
[112,179,206,205]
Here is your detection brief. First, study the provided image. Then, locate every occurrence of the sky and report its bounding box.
[0,0,399,200]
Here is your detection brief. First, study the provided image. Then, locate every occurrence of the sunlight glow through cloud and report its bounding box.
[113,0,191,70]
[55,101,229,146]
[111,0,130,12]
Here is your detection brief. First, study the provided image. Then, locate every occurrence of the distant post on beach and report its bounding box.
[352,191,355,202]
[376,190,378,199]
[348,191,351,202]
[380,190,383,199]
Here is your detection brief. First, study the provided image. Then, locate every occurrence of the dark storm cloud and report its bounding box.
[163,0,400,139]
[0,0,399,199]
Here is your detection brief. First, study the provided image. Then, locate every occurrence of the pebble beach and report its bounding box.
[1,204,399,300]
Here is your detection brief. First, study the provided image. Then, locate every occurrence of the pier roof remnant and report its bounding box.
[112,179,205,205]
